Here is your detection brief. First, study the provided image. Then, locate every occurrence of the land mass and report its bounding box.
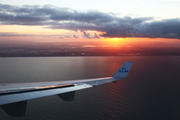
[0,42,180,57]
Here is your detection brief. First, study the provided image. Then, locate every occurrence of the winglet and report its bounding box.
[112,62,133,78]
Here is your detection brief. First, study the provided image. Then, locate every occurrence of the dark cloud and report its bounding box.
[73,35,78,38]
[94,33,100,38]
[136,19,180,39]
[82,31,90,39]
[0,3,180,39]
[59,37,64,39]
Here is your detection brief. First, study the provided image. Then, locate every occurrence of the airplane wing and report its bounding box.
[0,62,133,117]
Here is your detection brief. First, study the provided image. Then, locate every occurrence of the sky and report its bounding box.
[0,0,180,46]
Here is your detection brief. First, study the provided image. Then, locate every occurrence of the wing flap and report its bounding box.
[58,91,75,101]
[1,101,27,117]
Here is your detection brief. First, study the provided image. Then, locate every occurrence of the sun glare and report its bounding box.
[104,38,125,46]
[107,38,124,42]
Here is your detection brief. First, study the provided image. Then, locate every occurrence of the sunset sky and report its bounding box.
[0,0,180,47]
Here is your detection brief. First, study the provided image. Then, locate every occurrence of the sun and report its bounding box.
[104,38,125,46]
[106,38,124,42]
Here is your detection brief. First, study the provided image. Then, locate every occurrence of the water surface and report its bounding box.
[0,56,180,120]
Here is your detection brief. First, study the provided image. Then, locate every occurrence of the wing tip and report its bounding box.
[112,62,133,78]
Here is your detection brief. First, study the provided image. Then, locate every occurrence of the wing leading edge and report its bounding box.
[0,62,133,117]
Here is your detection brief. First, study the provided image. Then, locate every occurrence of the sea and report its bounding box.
[0,56,180,120]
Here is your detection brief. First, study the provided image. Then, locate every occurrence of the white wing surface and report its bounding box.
[0,62,133,117]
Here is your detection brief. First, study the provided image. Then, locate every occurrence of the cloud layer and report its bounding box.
[0,3,180,39]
